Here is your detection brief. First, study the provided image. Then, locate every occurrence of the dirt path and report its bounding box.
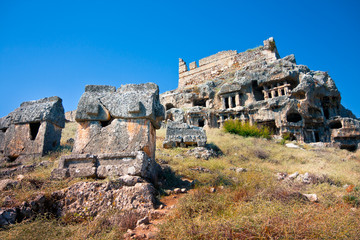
[124,190,192,239]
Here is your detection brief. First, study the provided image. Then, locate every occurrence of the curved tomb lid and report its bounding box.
[75,83,164,128]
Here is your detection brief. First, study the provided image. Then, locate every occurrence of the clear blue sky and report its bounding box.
[1,0,359,117]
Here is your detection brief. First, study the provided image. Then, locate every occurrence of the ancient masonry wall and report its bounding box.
[178,50,237,88]
[178,38,279,89]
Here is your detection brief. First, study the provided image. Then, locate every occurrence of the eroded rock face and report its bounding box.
[0,97,65,159]
[163,121,207,148]
[0,178,156,227]
[52,179,156,219]
[52,83,164,181]
[161,38,360,150]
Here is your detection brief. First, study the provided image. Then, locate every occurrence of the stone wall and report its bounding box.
[178,38,279,89]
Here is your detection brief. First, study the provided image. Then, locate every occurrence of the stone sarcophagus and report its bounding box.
[0,97,65,161]
[163,121,207,149]
[52,83,164,181]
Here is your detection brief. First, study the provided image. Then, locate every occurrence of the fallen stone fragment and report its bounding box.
[288,172,299,179]
[285,143,301,149]
[186,146,218,160]
[0,179,18,191]
[230,167,247,173]
[173,188,181,194]
[303,193,318,202]
[136,216,150,226]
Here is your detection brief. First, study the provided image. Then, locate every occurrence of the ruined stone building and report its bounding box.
[52,83,165,181]
[161,38,360,150]
[0,97,65,161]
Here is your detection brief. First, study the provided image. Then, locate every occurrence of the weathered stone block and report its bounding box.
[0,97,65,159]
[73,118,156,160]
[163,121,207,148]
[52,83,164,182]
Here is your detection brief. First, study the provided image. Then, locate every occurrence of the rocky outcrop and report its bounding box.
[0,193,51,227]
[52,83,164,181]
[0,96,65,160]
[65,110,76,122]
[161,38,360,150]
[52,178,156,219]
[0,177,156,227]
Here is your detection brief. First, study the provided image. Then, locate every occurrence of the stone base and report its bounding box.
[51,151,159,183]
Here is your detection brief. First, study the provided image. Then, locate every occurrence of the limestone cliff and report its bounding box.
[161,38,360,150]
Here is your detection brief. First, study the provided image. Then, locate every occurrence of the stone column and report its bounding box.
[235,94,240,106]
[263,90,268,100]
[271,90,275,98]
[222,97,226,109]
[228,97,232,108]
[284,81,289,95]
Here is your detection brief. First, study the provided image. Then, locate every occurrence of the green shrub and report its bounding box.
[343,185,360,207]
[223,120,271,139]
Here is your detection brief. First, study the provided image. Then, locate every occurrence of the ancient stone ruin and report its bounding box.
[163,121,207,149]
[161,37,360,150]
[0,96,65,161]
[52,83,164,181]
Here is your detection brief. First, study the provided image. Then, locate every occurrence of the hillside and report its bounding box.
[0,122,360,239]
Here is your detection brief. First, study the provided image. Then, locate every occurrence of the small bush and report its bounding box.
[223,120,271,139]
[254,149,269,160]
[343,185,360,207]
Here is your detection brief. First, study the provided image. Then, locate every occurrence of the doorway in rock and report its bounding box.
[193,99,207,107]
[198,119,205,127]
[287,112,302,123]
[30,122,41,140]
[252,81,264,101]
[258,120,279,135]
[329,120,342,129]
[314,132,320,142]
[165,103,175,111]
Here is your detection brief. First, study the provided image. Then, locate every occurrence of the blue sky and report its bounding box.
[1,0,359,117]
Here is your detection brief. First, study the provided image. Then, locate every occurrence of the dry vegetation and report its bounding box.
[1,123,360,239]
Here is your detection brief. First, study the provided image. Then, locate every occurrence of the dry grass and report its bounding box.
[60,122,77,145]
[0,211,128,240]
[1,125,360,239]
[156,127,360,239]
